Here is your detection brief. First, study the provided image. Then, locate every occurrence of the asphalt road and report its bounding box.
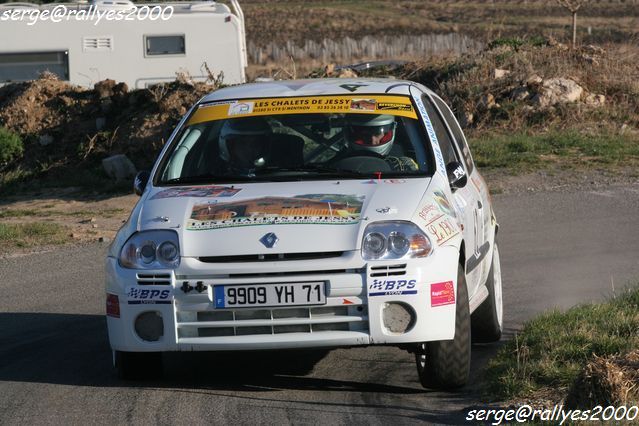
[1,184,638,425]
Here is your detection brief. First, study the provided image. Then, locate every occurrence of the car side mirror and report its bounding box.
[133,171,150,196]
[446,161,467,191]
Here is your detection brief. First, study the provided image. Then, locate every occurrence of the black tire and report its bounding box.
[415,265,471,390]
[471,242,503,343]
[114,350,163,380]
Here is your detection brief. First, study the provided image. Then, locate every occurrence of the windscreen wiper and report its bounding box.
[255,165,366,178]
[161,174,256,185]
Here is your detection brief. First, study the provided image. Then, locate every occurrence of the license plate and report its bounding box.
[212,282,326,309]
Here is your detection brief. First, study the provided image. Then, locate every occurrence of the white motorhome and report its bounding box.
[0,1,247,88]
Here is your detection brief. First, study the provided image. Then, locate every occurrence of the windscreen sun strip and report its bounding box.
[187,95,418,126]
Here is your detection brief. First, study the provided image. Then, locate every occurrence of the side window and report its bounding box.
[0,51,69,82]
[421,95,459,166]
[433,96,474,173]
[145,35,185,56]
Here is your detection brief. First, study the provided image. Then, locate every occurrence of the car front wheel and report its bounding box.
[415,264,471,390]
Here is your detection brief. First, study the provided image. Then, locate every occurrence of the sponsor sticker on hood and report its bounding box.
[187,193,365,230]
[416,188,460,246]
[151,185,241,200]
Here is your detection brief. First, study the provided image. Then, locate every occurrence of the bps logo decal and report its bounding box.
[369,279,417,296]
[126,287,172,305]
[430,281,455,307]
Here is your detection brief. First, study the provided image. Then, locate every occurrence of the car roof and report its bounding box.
[200,78,434,103]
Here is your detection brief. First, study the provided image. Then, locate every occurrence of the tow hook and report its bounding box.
[181,281,207,293]
[181,281,193,293]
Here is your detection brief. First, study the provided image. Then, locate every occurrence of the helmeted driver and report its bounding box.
[345,114,396,156]
[219,117,271,172]
[343,114,418,171]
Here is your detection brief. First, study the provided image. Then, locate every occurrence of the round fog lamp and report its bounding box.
[382,302,415,334]
[363,232,386,259]
[134,311,164,342]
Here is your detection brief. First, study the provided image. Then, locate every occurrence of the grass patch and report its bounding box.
[483,285,639,401]
[64,208,126,218]
[0,222,71,250]
[0,209,38,219]
[470,130,639,172]
[0,163,131,197]
[0,126,23,165]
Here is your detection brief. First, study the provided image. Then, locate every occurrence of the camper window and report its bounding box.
[145,35,185,56]
[0,51,69,83]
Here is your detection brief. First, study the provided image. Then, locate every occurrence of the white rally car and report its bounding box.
[106,79,502,389]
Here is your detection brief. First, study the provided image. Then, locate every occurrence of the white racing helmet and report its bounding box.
[345,114,397,156]
[218,117,271,164]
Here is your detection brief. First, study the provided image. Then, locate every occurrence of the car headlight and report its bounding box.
[119,230,180,269]
[362,221,432,260]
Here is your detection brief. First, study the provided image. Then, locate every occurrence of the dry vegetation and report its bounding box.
[240,0,639,47]
[403,41,639,133]
[566,350,639,409]
[0,75,222,192]
[485,285,639,408]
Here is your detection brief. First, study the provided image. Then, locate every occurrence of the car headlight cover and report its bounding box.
[362,221,432,260]
[119,230,180,269]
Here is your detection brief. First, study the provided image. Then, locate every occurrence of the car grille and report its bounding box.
[175,257,368,342]
[369,264,407,277]
[137,273,171,285]
[176,305,368,338]
[198,251,344,263]
[228,268,364,279]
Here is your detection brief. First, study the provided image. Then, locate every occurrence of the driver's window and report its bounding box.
[163,127,203,180]
[421,95,460,167]
[433,96,474,174]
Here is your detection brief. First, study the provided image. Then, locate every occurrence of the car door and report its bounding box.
[415,94,480,299]
[431,95,492,291]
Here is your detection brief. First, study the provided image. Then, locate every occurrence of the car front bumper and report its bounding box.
[106,247,458,352]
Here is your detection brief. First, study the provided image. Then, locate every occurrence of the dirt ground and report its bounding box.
[0,191,138,258]
[2,166,637,259]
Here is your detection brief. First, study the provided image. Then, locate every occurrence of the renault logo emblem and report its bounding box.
[259,232,278,248]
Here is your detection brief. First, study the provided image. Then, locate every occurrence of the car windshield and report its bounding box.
[157,95,433,185]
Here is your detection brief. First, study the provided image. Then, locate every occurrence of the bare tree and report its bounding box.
[556,0,590,48]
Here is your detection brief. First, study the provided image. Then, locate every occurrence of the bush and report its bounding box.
[488,36,548,51]
[488,37,525,50]
[0,127,23,165]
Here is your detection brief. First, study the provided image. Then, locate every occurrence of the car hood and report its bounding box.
[139,178,431,257]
